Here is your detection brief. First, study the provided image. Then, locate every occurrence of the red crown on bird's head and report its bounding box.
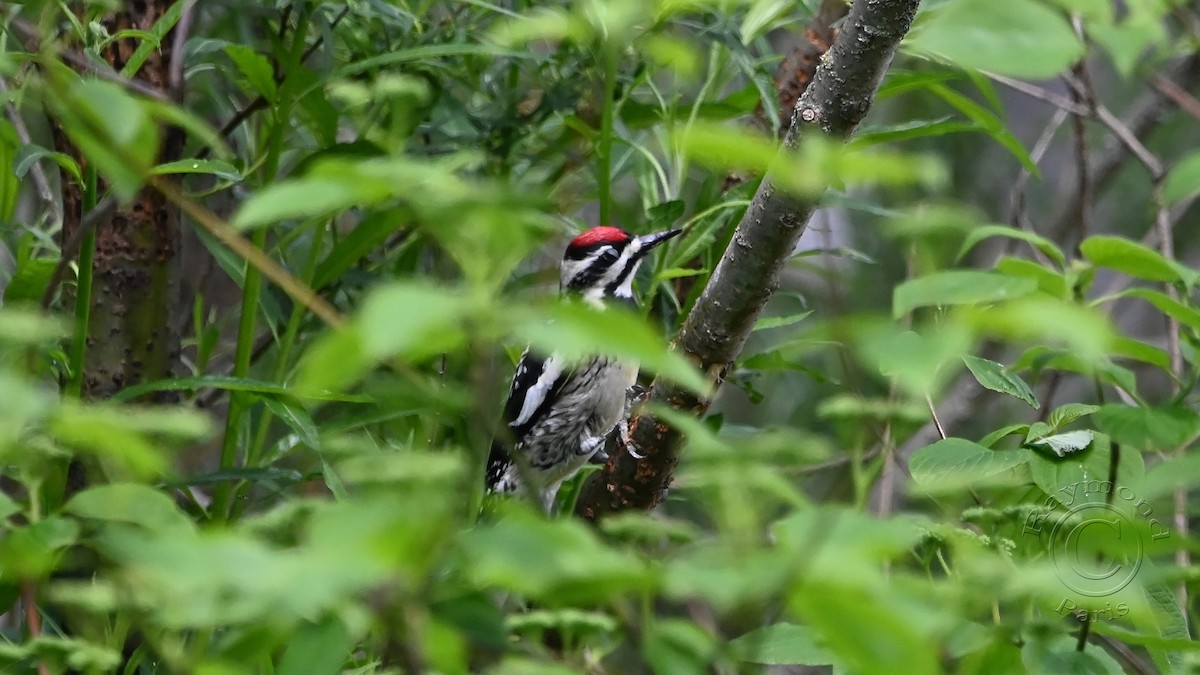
[568,226,631,249]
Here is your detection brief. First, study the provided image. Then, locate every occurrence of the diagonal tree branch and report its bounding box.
[576,0,922,520]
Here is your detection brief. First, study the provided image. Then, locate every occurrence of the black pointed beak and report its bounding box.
[636,227,683,253]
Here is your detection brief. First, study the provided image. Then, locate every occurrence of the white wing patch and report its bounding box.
[512,353,566,428]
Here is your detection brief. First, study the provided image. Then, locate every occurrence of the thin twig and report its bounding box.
[20,583,49,675]
[1066,28,1097,252]
[1152,73,1200,122]
[1154,181,1190,611]
[984,71,1088,115]
[168,0,196,102]
[40,196,118,309]
[926,394,947,440]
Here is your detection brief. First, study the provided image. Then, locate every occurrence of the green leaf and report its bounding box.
[459,513,645,604]
[13,144,82,184]
[1028,433,1141,505]
[962,355,1039,408]
[1111,336,1171,371]
[1114,288,1200,333]
[1028,430,1094,457]
[312,211,407,289]
[517,302,709,395]
[909,438,1032,486]
[1162,151,1200,205]
[730,623,834,666]
[0,517,80,578]
[64,484,194,534]
[3,258,57,306]
[753,311,812,331]
[232,178,389,230]
[52,79,158,202]
[924,85,1038,174]
[224,45,277,100]
[151,159,243,181]
[277,617,350,675]
[978,424,1030,448]
[112,375,371,403]
[893,270,1037,317]
[644,619,719,674]
[958,224,1066,267]
[907,0,1084,79]
[1080,235,1195,286]
[994,257,1068,298]
[856,324,972,396]
[0,492,21,521]
[1093,405,1200,450]
[262,397,320,448]
[1049,403,1100,430]
[850,118,978,147]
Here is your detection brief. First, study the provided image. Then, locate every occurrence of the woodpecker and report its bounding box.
[485,225,683,510]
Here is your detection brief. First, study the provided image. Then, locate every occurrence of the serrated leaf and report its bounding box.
[962,355,1038,408]
[893,270,1036,318]
[1028,430,1094,457]
[1049,403,1100,430]
[224,45,277,99]
[909,438,1033,486]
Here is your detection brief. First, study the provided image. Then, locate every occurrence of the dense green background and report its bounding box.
[1,0,1199,673]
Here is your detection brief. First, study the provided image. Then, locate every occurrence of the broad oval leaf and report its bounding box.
[909,438,1032,486]
[893,270,1036,318]
[962,355,1039,408]
[64,484,194,534]
[1093,404,1200,450]
[907,0,1084,79]
[1080,235,1195,286]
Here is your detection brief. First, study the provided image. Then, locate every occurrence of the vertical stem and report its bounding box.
[212,228,266,517]
[213,6,309,519]
[597,45,617,224]
[66,166,97,398]
[1154,183,1189,612]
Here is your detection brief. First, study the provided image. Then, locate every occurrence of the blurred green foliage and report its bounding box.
[1,0,1199,673]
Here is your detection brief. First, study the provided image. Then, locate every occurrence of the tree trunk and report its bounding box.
[576,0,923,520]
[55,1,184,401]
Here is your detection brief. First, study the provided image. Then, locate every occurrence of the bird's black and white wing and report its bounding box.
[485,349,569,493]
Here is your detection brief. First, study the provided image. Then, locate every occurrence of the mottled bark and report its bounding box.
[577,0,922,520]
[55,2,184,401]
